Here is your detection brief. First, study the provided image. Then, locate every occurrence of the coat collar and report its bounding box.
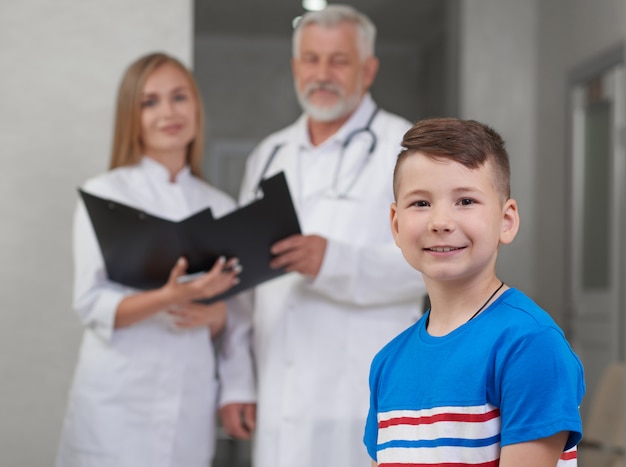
[293,93,377,151]
[139,156,192,185]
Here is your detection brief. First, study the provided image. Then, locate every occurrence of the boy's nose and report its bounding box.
[429,209,455,232]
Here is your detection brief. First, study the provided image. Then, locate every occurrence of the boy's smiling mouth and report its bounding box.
[425,246,465,252]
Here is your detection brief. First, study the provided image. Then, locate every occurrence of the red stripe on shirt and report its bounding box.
[560,449,577,460]
[379,461,500,467]
[379,409,501,428]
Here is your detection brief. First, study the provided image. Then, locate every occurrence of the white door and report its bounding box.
[568,61,626,416]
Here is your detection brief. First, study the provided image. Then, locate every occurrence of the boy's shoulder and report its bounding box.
[493,288,567,336]
[371,288,570,372]
[370,317,423,372]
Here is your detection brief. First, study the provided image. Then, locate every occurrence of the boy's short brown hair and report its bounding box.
[393,118,511,201]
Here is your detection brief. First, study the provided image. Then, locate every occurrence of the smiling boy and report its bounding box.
[364,118,585,466]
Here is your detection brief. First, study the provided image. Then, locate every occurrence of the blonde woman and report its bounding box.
[57,52,242,467]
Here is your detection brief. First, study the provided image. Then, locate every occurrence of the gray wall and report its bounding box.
[194,35,300,197]
[535,0,626,326]
[0,1,192,465]
[458,0,539,301]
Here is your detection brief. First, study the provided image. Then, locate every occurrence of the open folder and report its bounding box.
[79,171,301,302]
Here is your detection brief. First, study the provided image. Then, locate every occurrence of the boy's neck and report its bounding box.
[425,276,508,337]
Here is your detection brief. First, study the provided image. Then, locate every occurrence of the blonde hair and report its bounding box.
[109,52,205,178]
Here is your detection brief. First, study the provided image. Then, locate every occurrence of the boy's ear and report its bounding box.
[390,202,401,247]
[500,198,520,245]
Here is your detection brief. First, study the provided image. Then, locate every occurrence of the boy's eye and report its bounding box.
[412,200,430,207]
[459,198,475,206]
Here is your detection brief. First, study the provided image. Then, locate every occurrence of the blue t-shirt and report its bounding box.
[364,288,585,466]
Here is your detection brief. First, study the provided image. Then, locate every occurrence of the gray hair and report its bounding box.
[292,4,376,61]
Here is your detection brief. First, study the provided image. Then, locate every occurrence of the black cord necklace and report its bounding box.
[426,280,505,327]
[466,280,505,322]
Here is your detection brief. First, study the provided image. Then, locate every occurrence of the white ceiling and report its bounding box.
[194,0,446,42]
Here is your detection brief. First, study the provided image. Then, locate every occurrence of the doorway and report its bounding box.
[567,43,626,417]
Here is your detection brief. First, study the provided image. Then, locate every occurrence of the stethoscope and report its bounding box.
[254,107,380,200]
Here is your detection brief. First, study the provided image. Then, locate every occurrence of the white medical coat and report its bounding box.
[57,157,238,467]
[219,95,426,467]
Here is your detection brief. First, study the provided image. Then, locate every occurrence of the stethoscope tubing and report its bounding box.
[255,107,380,199]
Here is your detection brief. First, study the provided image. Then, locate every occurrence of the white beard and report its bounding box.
[295,81,363,122]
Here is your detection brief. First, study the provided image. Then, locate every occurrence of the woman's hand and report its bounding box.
[114,256,241,329]
[163,256,241,304]
[167,301,228,336]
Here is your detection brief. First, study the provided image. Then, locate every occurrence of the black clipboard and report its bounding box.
[79,172,301,302]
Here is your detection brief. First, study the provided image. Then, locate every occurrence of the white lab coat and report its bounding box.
[219,95,426,467]
[57,157,238,467]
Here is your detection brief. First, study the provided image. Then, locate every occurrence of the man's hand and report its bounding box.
[219,403,257,440]
[270,234,327,277]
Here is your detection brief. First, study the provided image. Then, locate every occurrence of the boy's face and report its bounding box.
[390,151,519,284]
